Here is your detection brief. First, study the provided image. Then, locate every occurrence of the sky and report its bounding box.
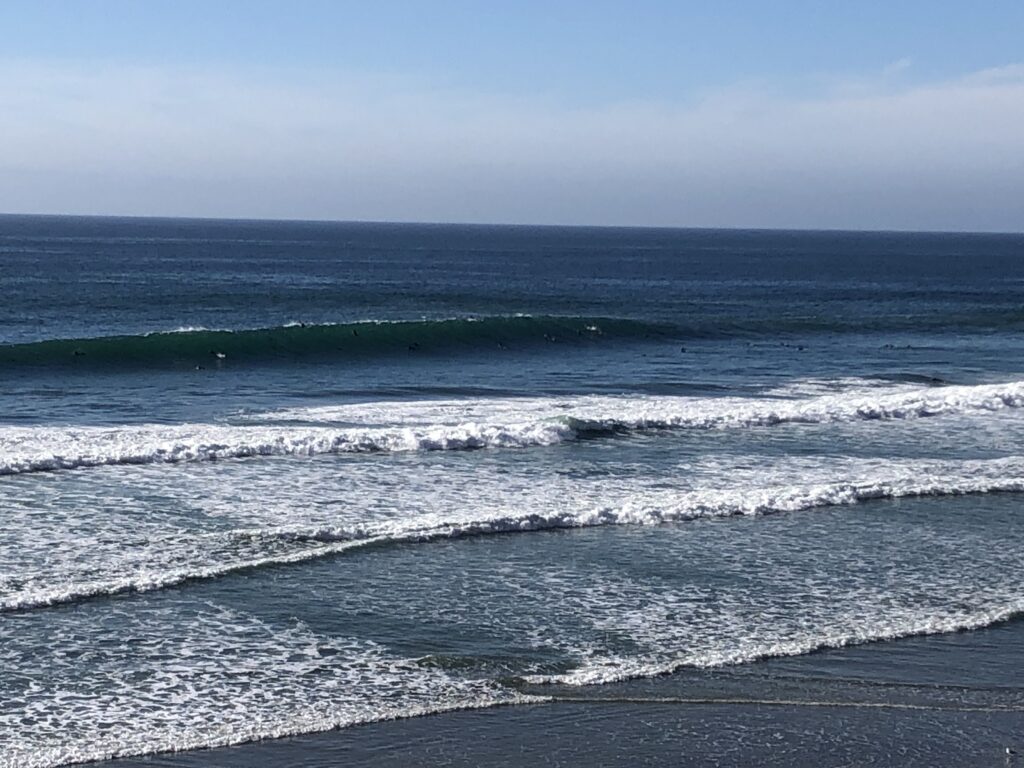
[1,1,1023,231]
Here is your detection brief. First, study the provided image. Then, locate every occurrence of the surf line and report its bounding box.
[538,695,1024,713]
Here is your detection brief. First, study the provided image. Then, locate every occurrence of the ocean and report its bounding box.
[2,215,1023,767]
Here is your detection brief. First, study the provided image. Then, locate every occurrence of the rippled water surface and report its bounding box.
[2,216,1023,766]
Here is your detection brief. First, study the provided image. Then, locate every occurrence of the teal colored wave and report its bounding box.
[0,316,671,369]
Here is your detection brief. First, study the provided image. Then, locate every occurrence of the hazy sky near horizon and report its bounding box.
[2,1,1023,231]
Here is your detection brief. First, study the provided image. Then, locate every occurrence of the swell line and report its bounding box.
[0,315,669,370]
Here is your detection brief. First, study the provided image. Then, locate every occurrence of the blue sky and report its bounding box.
[1,1,1023,230]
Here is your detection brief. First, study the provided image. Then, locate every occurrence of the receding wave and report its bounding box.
[3,380,1024,476]
[0,315,668,369]
[523,599,1024,687]
[6,459,1024,613]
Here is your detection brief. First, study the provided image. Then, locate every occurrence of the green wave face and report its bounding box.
[0,316,672,370]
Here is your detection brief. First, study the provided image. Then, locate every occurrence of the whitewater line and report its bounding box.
[6,471,1024,613]
[3,379,1024,477]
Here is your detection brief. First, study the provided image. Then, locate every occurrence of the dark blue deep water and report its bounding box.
[2,215,1023,766]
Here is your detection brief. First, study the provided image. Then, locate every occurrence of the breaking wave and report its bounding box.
[0,315,668,369]
[3,379,1024,476]
[6,456,1024,612]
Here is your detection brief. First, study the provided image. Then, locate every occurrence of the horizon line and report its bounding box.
[0,211,1021,238]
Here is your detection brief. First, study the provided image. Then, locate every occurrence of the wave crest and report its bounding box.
[0,315,667,369]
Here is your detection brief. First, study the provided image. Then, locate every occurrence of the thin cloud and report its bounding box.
[1,58,1022,230]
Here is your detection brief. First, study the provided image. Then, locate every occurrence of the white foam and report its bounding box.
[3,379,1024,477]
[0,421,573,476]
[525,594,1024,687]
[253,381,1024,429]
[760,375,919,397]
[159,326,215,334]
[6,448,1024,765]
[0,603,541,768]
[5,454,1024,612]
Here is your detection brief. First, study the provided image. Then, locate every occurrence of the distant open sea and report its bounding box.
[2,215,1024,767]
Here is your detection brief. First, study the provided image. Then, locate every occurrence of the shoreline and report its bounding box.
[102,697,1023,768]
[103,619,1024,768]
